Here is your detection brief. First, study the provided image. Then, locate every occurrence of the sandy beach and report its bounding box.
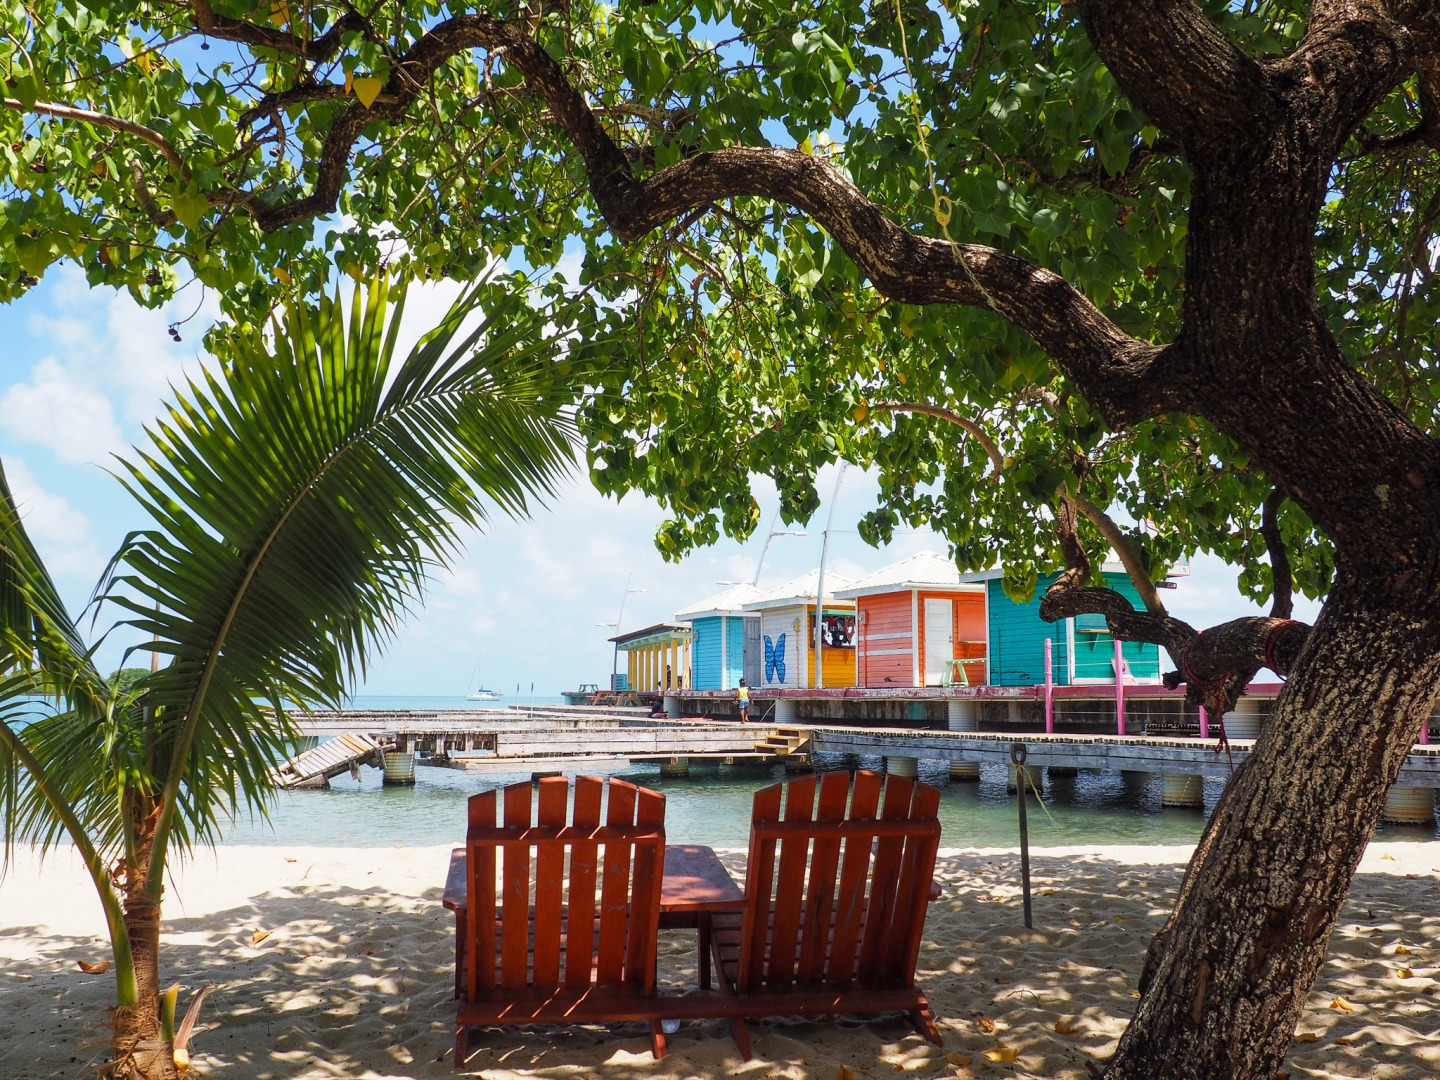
[3,841,1439,1079]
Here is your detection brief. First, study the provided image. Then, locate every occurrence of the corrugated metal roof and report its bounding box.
[742,569,855,610]
[673,582,765,618]
[609,621,692,646]
[832,551,972,597]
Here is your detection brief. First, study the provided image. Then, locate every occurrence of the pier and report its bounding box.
[282,688,1440,826]
[289,707,776,781]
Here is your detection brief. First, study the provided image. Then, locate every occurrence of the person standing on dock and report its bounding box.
[737,678,750,723]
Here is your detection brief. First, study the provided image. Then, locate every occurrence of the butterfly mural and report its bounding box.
[764,633,787,684]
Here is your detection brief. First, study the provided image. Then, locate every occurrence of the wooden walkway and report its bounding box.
[281,711,1440,787]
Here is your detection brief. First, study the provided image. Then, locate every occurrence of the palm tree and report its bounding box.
[0,275,583,1079]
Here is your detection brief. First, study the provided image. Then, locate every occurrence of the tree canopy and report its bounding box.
[3,1,1433,609]
[5,1,1440,1077]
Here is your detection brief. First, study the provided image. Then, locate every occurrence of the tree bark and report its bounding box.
[1105,574,1440,1078]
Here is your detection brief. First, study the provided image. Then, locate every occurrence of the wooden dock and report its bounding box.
[279,706,1440,794]
[273,732,388,789]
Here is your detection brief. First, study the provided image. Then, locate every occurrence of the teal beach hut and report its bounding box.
[959,564,1163,686]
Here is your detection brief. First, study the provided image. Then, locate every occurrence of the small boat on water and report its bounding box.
[465,655,503,701]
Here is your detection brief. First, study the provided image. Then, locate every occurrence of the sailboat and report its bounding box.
[466,655,504,700]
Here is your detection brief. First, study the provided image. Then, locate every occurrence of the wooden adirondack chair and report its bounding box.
[454,775,668,1067]
[709,769,944,1058]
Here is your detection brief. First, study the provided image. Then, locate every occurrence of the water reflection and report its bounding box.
[231,750,1390,850]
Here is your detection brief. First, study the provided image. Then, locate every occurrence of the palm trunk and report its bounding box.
[1105,580,1440,1078]
[110,808,177,1080]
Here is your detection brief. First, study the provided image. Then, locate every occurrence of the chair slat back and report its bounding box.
[738,770,941,993]
[461,775,666,1002]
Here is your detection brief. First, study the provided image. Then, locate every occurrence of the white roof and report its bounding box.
[956,560,1128,583]
[833,551,984,599]
[673,582,764,620]
[742,569,855,611]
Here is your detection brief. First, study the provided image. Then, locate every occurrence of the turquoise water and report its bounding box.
[340,693,569,710]
[227,755,1231,850]
[221,695,1439,850]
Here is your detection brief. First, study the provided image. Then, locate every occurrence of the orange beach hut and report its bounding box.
[833,552,988,688]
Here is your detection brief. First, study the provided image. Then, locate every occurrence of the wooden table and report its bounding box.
[443,843,745,993]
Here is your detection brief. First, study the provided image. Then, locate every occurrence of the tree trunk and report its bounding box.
[111,818,177,1080]
[1105,577,1440,1079]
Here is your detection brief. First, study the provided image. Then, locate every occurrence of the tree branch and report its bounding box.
[1275,0,1413,155]
[1070,491,1168,617]
[1043,490,1197,659]
[869,401,1003,471]
[167,14,1178,428]
[1074,0,1273,151]
[187,0,370,62]
[1040,486,1312,716]
[1261,488,1294,620]
[4,98,184,173]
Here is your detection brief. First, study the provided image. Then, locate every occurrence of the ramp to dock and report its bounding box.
[274,733,387,789]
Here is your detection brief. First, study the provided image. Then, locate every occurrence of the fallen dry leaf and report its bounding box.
[251,929,272,946]
[1327,996,1355,1011]
[1054,1018,1080,1035]
[1130,990,1141,998]
[835,1067,855,1080]
[946,1052,974,1067]
[77,959,111,974]
[1396,967,1414,979]
[1293,1032,1321,1044]
[1336,1036,1357,1046]
[284,857,297,863]
[1394,944,1412,955]
[1382,852,1396,861]
[977,1017,997,1034]
[983,1044,1020,1064]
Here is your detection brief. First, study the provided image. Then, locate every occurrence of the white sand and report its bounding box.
[3,841,1439,1079]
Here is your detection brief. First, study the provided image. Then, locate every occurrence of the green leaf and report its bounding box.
[171,189,208,232]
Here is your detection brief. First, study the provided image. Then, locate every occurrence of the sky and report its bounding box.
[0,268,1320,697]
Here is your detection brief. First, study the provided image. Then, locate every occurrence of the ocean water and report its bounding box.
[222,695,1440,850]
[341,693,570,711]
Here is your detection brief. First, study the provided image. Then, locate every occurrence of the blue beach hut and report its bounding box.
[673,583,763,691]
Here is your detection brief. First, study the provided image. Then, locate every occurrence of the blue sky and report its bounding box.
[0,268,1319,697]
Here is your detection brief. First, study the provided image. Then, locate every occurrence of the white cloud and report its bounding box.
[3,458,107,584]
[10,265,211,458]
[0,358,124,464]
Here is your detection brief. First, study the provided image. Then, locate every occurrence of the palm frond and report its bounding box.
[0,461,122,862]
[99,274,585,876]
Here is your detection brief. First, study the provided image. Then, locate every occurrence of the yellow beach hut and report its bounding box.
[610,622,693,692]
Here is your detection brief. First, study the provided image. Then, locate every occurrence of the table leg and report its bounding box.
[698,914,712,991]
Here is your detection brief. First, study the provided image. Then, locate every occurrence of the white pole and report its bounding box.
[752,509,806,586]
[814,464,847,689]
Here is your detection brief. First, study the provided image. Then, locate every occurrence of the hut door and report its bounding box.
[742,617,763,687]
[923,598,954,685]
